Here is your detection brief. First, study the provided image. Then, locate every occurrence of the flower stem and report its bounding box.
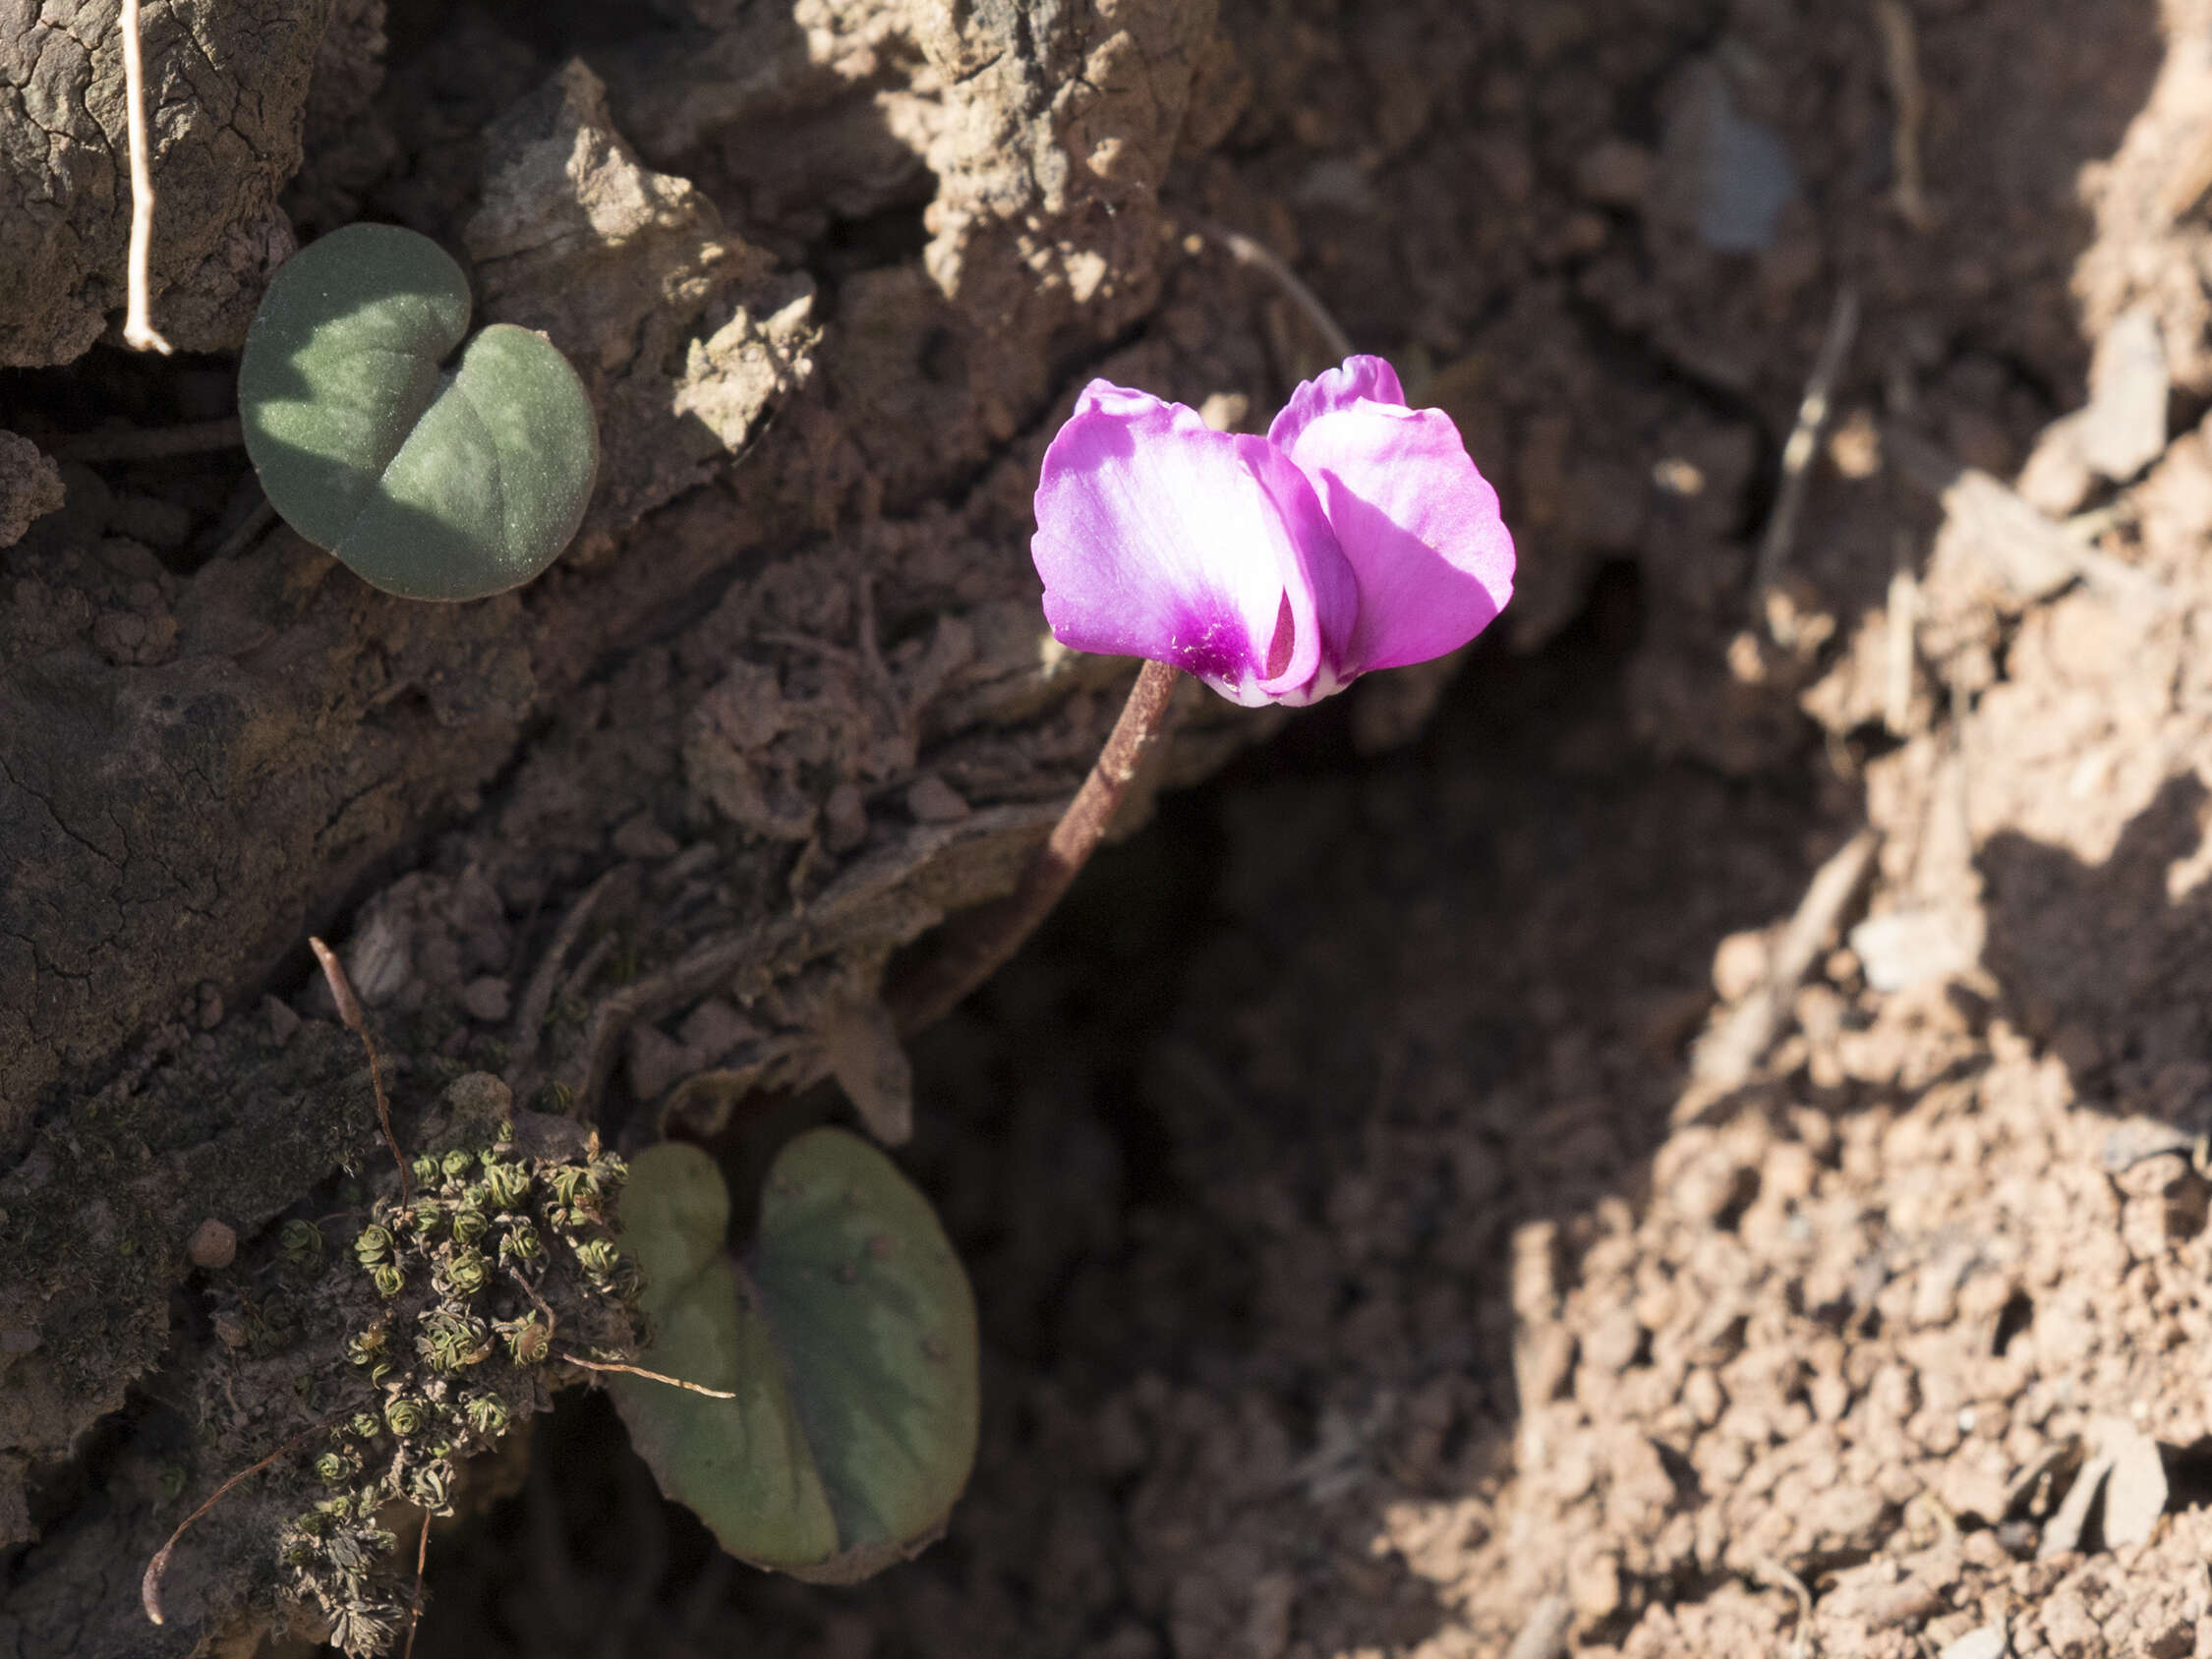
[892,659,1183,1033]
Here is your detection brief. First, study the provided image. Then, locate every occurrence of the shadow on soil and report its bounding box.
[1983,772,2212,1132]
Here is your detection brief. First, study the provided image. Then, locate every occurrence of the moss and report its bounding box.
[276,1099,640,1656]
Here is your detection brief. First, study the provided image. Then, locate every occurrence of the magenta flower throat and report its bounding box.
[1031,355,1515,705]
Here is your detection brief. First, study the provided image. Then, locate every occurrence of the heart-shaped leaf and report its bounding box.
[238,223,598,601]
[611,1131,979,1581]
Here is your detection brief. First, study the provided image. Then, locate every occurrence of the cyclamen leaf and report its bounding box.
[611,1132,979,1582]
[238,223,598,601]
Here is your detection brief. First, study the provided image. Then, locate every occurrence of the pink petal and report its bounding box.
[1271,370,1514,673]
[1032,381,1354,705]
[1266,355,1408,451]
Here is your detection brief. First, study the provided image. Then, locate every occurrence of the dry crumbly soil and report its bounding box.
[16,0,2212,1656]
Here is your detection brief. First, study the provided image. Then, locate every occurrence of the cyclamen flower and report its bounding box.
[1031,355,1514,706]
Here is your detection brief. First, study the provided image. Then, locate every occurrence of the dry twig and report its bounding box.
[507,868,622,1096]
[209,498,276,563]
[1503,1594,1574,1659]
[569,917,788,1117]
[1194,218,1356,364]
[1756,287,1861,632]
[1884,533,1919,737]
[119,0,174,355]
[311,937,410,1206]
[558,1352,738,1399]
[1687,827,1880,1100]
[401,1508,434,1659]
[1885,425,2178,610]
[1873,0,1932,229]
[1750,1554,1816,1659]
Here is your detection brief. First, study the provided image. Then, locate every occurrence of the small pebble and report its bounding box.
[188,1218,238,1271]
[907,774,971,824]
[1575,138,1656,205]
[1938,1625,2008,1659]
[461,976,512,1023]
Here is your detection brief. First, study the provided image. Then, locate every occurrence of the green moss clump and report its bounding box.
[279,1112,637,1654]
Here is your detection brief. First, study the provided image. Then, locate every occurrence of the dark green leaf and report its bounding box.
[239,223,597,601]
[611,1132,979,1581]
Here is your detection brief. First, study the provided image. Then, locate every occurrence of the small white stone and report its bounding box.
[1938,1624,2008,1659]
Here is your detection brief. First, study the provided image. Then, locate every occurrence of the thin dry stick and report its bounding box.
[1195,218,1356,364]
[54,417,244,464]
[1503,1595,1573,1659]
[143,1414,340,1623]
[505,1264,564,1362]
[311,937,410,1207]
[1754,286,1861,631]
[891,658,1183,1034]
[1750,1554,1816,1659]
[507,867,621,1093]
[1883,532,1919,738]
[209,498,276,563]
[568,920,781,1115]
[119,0,173,355]
[558,1352,738,1399]
[1687,827,1880,1099]
[1873,0,1932,230]
[401,1507,434,1659]
[507,1238,707,1398]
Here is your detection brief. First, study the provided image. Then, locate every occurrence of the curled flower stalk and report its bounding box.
[896,354,1514,1029]
[893,657,1182,1032]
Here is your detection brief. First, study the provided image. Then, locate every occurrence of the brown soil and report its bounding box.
[11,0,2212,1656]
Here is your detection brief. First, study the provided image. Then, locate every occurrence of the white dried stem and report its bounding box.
[120,0,174,355]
